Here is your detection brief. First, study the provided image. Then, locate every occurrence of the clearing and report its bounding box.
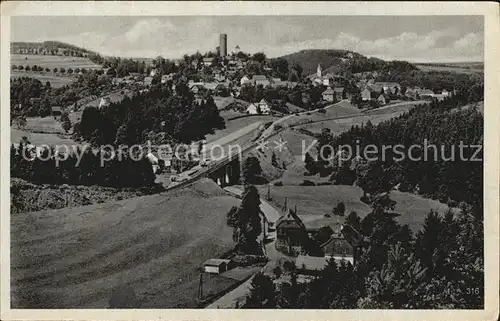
[11,70,73,88]
[11,54,102,69]
[11,179,241,308]
[257,185,451,233]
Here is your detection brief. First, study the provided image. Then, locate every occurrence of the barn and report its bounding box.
[203,258,233,274]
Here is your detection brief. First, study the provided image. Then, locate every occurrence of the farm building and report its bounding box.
[240,75,252,86]
[98,97,111,109]
[203,258,233,274]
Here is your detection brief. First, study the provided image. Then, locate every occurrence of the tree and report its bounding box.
[60,112,72,134]
[244,273,276,308]
[252,52,267,64]
[226,185,262,254]
[59,67,66,73]
[53,67,58,73]
[242,156,263,185]
[333,202,346,216]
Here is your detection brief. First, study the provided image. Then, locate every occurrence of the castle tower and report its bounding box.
[219,34,228,57]
[317,64,322,78]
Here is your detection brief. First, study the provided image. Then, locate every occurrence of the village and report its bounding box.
[9,14,485,311]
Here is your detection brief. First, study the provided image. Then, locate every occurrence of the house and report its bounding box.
[377,93,387,105]
[51,106,62,116]
[418,89,435,99]
[203,258,233,274]
[202,57,215,67]
[161,73,175,84]
[257,98,271,114]
[276,209,308,255]
[405,88,417,100]
[190,84,206,95]
[214,72,226,82]
[246,103,259,115]
[374,82,401,95]
[361,88,372,101]
[253,75,270,87]
[321,236,355,264]
[149,68,158,77]
[322,86,335,102]
[441,89,450,97]
[143,76,153,87]
[98,97,111,109]
[240,75,252,86]
[334,87,345,101]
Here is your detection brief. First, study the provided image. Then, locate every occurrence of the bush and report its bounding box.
[273,181,283,186]
[299,180,316,186]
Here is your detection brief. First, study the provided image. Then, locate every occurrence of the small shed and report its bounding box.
[51,106,63,116]
[203,258,233,274]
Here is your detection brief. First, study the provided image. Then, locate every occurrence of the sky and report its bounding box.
[11,16,484,62]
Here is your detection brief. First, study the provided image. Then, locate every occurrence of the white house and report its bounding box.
[240,75,252,86]
[257,98,271,114]
[246,103,259,115]
[98,97,111,109]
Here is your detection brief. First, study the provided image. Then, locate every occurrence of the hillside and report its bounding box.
[11,179,239,308]
[279,49,417,76]
[279,49,354,76]
[11,41,97,57]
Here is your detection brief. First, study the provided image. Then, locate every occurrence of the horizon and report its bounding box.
[11,16,484,63]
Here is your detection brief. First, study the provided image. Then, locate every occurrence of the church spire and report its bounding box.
[317,64,322,77]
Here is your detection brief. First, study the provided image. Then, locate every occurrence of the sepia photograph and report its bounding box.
[1,1,499,320]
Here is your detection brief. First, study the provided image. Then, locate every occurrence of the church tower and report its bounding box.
[317,64,322,78]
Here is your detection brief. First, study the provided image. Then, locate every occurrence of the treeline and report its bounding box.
[376,69,483,93]
[12,64,96,75]
[313,94,483,212]
[346,56,417,74]
[10,141,158,189]
[244,200,483,309]
[73,84,225,145]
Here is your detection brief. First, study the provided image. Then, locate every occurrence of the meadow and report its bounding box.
[10,70,73,88]
[257,185,451,233]
[10,179,241,308]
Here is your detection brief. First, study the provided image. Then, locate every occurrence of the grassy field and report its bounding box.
[11,54,102,69]
[11,179,241,308]
[257,185,451,233]
[11,70,74,88]
[11,128,79,147]
[415,63,483,75]
[17,112,82,135]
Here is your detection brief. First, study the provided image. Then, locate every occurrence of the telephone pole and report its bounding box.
[197,272,203,301]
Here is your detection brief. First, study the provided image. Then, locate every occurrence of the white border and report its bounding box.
[1,2,499,321]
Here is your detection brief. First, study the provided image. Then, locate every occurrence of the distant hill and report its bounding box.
[279,49,416,76]
[11,41,98,57]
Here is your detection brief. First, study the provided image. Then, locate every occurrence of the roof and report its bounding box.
[253,75,267,81]
[203,258,231,267]
[322,87,335,95]
[276,209,306,230]
[368,85,383,93]
[51,106,62,112]
[321,236,354,257]
[419,89,435,95]
[334,87,344,93]
[295,255,329,271]
[203,57,215,62]
[259,98,269,104]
